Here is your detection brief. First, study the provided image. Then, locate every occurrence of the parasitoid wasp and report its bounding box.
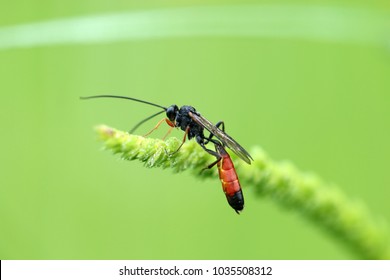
[81,95,252,212]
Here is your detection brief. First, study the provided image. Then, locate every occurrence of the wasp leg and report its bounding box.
[162,126,174,140]
[198,138,223,173]
[200,155,222,173]
[165,126,189,157]
[143,118,170,137]
[196,135,221,156]
[129,110,167,134]
[204,121,225,145]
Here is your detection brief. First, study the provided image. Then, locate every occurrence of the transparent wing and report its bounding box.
[189,112,253,164]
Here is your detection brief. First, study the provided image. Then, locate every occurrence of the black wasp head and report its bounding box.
[166,105,179,122]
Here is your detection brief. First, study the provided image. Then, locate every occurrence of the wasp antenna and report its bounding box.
[80,95,167,110]
[129,110,166,134]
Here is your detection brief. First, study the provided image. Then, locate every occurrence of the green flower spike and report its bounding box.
[96,124,390,260]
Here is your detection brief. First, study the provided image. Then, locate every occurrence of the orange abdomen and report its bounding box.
[218,154,244,213]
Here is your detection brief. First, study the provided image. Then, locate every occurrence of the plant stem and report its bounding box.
[95,124,390,259]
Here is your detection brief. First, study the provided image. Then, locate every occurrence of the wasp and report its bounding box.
[81,95,252,212]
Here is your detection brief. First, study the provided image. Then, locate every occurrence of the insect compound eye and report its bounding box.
[166,105,178,122]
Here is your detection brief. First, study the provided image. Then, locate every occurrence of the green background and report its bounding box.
[1,0,389,259]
